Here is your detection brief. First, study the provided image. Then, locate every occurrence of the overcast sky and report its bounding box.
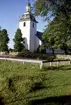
[0,0,47,48]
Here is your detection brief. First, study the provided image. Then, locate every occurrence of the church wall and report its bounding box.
[30,21,37,52]
[19,20,38,52]
[18,2,42,52]
[19,20,31,50]
[39,40,42,45]
[35,36,41,51]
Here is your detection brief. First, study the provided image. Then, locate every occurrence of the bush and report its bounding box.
[21,48,29,53]
[16,52,55,61]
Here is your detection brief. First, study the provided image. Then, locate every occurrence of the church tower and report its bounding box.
[19,1,38,52]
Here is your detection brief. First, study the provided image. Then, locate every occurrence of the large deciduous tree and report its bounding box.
[14,29,24,52]
[43,16,69,53]
[34,0,71,53]
[34,0,71,18]
[0,29,9,51]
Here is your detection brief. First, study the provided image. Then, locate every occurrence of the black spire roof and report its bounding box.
[36,31,43,41]
[19,13,38,23]
[28,0,31,7]
[19,1,38,23]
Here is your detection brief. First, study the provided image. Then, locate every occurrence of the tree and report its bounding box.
[34,0,71,19]
[0,29,9,51]
[34,0,71,32]
[14,29,24,52]
[34,0,71,53]
[43,16,69,53]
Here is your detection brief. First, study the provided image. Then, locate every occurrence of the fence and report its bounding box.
[0,57,70,69]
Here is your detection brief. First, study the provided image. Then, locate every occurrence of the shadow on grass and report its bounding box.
[2,94,71,105]
[30,82,45,92]
[29,95,71,105]
[43,66,71,71]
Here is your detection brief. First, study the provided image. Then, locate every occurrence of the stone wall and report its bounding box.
[9,52,19,57]
[56,54,71,60]
[0,52,8,56]
[44,60,71,67]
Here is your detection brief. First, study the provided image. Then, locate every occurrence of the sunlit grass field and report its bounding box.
[0,61,71,105]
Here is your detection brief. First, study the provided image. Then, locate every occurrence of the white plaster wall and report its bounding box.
[30,22,37,52]
[35,36,40,51]
[30,22,42,52]
[19,20,40,52]
[39,40,42,45]
[19,21,31,50]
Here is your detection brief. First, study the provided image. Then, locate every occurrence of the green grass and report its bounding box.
[0,61,71,105]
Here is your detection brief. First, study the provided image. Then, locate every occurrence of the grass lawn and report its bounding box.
[0,61,71,105]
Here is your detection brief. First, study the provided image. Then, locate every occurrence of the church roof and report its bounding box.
[19,13,38,23]
[19,1,38,23]
[36,31,43,41]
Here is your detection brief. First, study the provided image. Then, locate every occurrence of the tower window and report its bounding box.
[23,22,26,27]
[33,23,34,27]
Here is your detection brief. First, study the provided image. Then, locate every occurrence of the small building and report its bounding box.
[46,48,65,54]
[19,1,42,52]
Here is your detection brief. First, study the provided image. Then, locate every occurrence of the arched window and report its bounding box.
[23,22,26,27]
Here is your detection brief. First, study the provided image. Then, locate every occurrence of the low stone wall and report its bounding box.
[56,54,71,60]
[44,60,71,67]
[9,52,19,57]
[0,52,8,55]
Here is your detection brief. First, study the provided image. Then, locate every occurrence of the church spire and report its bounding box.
[26,0,31,13]
[28,0,30,6]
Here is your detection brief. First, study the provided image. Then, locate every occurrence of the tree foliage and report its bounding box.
[14,29,24,52]
[34,0,71,53]
[0,29,9,51]
[34,0,71,18]
[43,16,69,52]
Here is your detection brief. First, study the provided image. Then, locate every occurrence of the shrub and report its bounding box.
[16,52,55,61]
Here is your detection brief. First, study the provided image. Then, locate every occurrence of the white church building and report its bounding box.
[19,1,42,52]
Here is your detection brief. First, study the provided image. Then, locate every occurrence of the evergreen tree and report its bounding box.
[14,29,24,52]
[0,29,9,51]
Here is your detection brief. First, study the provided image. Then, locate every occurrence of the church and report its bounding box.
[19,1,42,52]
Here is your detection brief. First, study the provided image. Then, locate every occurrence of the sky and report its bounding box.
[0,0,47,48]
